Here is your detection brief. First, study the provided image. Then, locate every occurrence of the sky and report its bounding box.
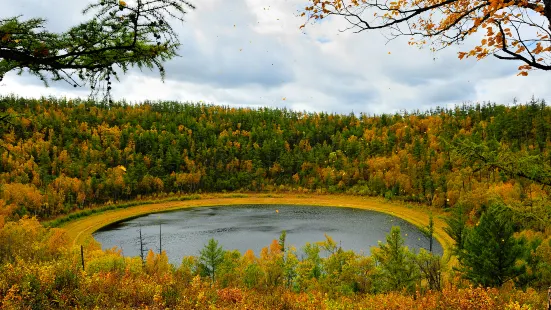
[1,0,550,115]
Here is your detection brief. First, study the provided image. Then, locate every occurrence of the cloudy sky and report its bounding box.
[2,0,550,115]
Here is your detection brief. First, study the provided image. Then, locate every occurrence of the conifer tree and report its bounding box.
[372,226,419,293]
[444,204,468,254]
[458,203,526,287]
[420,212,434,252]
[199,238,224,284]
[1,0,195,100]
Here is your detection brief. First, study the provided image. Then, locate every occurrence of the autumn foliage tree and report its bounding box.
[0,218,547,308]
[2,95,551,238]
[300,0,551,75]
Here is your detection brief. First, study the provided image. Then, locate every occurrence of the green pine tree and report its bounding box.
[420,212,435,252]
[458,203,526,287]
[199,238,225,284]
[1,0,195,99]
[372,226,420,293]
[444,203,469,254]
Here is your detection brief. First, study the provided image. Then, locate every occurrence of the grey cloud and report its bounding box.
[2,0,549,115]
[421,81,476,104]
[4,0,102,32]
[383,42,519,88]
[130,0,296,89]
[165,39,294,88]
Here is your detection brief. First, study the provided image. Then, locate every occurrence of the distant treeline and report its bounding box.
[1,96,550,227]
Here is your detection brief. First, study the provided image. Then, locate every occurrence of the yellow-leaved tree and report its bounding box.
[300,0,551,75]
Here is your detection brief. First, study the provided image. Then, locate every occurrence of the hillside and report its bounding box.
[1,96,551,309]
[1,95,550,229]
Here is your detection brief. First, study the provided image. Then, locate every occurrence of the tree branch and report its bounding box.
[494,22,551,70]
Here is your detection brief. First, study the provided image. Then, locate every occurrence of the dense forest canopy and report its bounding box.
[1,95,550,232]
[1,95,551,309]
[1,1,551,308]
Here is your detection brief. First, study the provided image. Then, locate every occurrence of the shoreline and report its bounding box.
[57,193,454,261]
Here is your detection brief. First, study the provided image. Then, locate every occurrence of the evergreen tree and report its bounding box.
[199,238,224,284]
[444,204,469,253]
[372,226,420,293]
[1,0,195,99]
[279,230,286,253]
[458,203,526,287]
[420,212,434,252]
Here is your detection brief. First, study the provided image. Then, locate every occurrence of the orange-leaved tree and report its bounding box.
[300,0,551,75]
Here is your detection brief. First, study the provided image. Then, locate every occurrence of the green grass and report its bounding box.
[221,193,250,198]
[258,194,284,198]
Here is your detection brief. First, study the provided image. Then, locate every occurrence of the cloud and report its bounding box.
[132,0,296,89]
[1,0,549,115]
[3,0,97,32]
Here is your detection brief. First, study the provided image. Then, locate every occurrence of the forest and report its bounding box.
[1,95,551,309]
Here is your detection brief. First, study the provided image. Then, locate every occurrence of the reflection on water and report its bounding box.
[93,204,443,264]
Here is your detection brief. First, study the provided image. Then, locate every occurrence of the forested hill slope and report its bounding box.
[1,96,550,228]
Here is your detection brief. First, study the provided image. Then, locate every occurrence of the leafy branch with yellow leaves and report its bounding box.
[300,0,551,75]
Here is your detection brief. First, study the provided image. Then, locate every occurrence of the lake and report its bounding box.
[93,204,442,265]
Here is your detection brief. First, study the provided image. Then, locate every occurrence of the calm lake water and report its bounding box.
[93,204,442,265]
